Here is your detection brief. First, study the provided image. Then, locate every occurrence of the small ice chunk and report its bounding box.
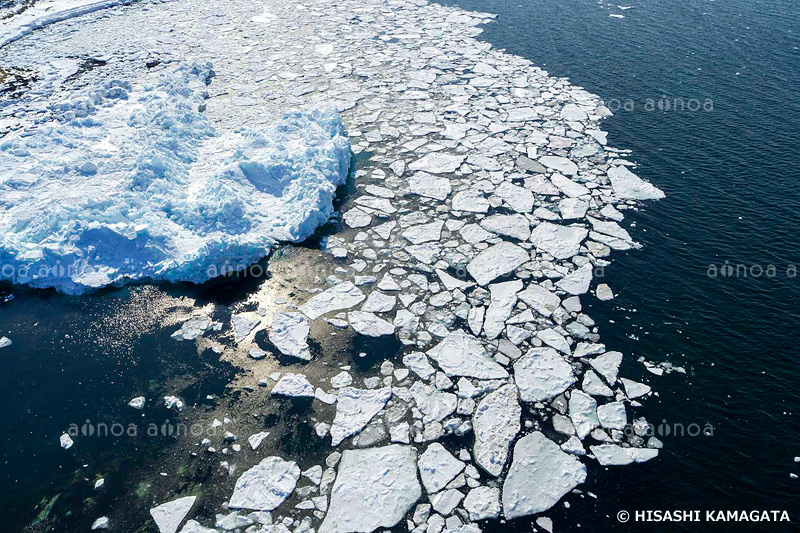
[590,444,659,465]
[608,166,664,200]
[514,348,576,402]
[556,264,594,295]
[530,222,588,260]
[483,280,523,340]
[91,516,109,530]
[128,396,146,410]
[427,330,509,379]
[269,312,311,360]
[231,314,260,342]
[503,432,586,518]
[330,387,392,446]
[463,486,501,521]
[229,457,300,511]
[473,384,521,476]
[569,390,600,439]
[408,172,452,200]
[319,445,421,533]
[299,282,366,320]
[408,153,465,174]
[149,496,196,533]
[248,431,270,451]
[271,374,314,398]
[348,311,395,337]
[466,242,529,286]
[539,156,578,176]
[418,443,465,493]
[60,433,74,449]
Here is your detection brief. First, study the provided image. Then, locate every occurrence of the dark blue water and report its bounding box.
[437,0,800,530]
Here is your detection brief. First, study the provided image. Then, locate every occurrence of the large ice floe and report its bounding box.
[0,62,350,294]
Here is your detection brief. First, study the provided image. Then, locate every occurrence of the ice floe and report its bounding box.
[319,445,421,533]
[229,457,300,511]
[502,432,587,518]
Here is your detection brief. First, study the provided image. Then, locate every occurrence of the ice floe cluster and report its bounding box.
[2,0,664,531]
[0,61,350,293]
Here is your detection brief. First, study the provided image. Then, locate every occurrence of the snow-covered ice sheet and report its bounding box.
[0,62,351,294]
[0,0,136,49]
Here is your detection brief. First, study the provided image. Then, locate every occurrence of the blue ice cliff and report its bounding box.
[0,62,351,294]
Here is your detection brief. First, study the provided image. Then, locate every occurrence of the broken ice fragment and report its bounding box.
[229,457,300,511]
[149,496,196,533]
[502,432,587,518]
[269,312,311,360]
[319,445,421,533]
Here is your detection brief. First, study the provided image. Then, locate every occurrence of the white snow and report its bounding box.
[319,445,421,533]
[473,384,521,476]
[502,432,587,518]
[590,444,659,466]
[608,166,665,200]
[426,330,509,379]
[348,311,395,336]
[149,496,196,533]
[330,387,391,446]
[229,457,300,511]
[529,222,588,260]
[514,347,576,402]
[418,443,465,493]
[269,312,311,360]
[299,282,365,320]
[483,280,522,340]
[271,373,315,398]
[0,63,350,294]
[466,242,529,286]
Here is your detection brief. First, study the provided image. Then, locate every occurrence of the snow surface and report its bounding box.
[228,456,300,511]
[502,432,587,518]
[149,495,196,533]
[319,445,421,533]
[0,62,350,294]
[0,0,135,49]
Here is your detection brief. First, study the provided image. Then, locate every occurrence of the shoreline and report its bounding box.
[0,0,665,531]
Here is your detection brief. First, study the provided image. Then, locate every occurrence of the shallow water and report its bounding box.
[437,0,800,530]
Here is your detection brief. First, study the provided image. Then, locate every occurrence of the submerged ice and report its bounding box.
[0,62,350,294]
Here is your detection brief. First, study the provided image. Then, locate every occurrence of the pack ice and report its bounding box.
[0,62,351,294]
